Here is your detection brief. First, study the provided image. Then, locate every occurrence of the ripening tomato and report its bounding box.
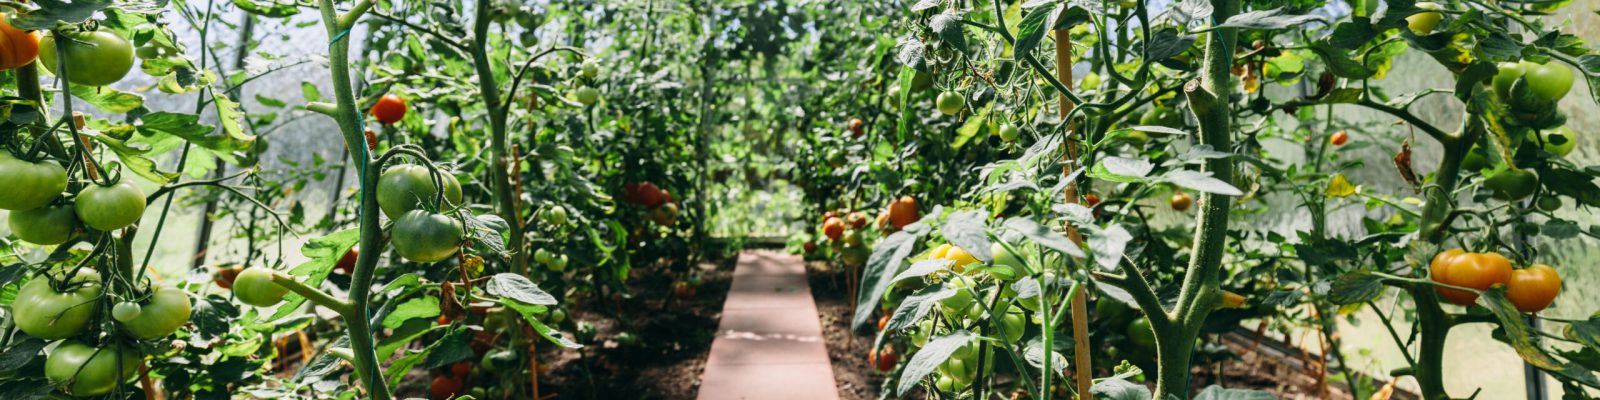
[1430,249,1512,306]
[370,94,407,125]
[1406,3,1443,35]
[1221,291,1248,308]
[936,91,965,115]
[877,314,890,331]
[1084,193,1101,207]
[334,248,358,274]
[119,284,192,339]
[1505,264,1561,313]
[847,211,869,229]
[803,241,817,253]
[822,217,846,240]
[848,118,864,137]
[430,375,463,400]
[39,30,134,87]
[0,13,39,70]
[869,345,898,373]
[392,210,464,263]
[9,204,79,245]
[1330,130,1350,146]
[942,245,979,272]
[14,270,102,339]
[45,341,140,397]
[74,181,147,231]
[1170,192,1194,211]
[213,266,242,289]
[0,151,68,211]
[233,267,288,307]
[377,164,464,220]
[888,196,919,230]
[651,202,679,226]
[449,361,472,378]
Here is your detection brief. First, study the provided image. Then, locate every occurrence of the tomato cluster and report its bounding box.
[1431,249,1562,312]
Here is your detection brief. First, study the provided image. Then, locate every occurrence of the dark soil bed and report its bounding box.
[536,255,737,399]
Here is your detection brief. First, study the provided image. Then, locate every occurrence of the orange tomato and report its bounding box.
[849,118,864,137]
[1083,193,1101,207]
[869,345,898,373]
[888,196,919,229]
[1431,249,1511,306]
[1170,192,1193,211]
[848,211,869,229]
[0,13,39,70]
[822,217,846,240]
[1330,130,1350,146]
[371,94,408,125]
[1505,264,1561,313]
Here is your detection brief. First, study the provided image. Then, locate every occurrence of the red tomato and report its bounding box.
[371,94,407,125]
[334,248,358,274]
[1330,130,1350,146]
[430,375,463,399]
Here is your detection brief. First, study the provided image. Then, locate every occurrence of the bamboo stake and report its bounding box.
[1053,21,1094,400]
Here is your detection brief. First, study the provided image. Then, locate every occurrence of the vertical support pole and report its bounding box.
[1054,20,1094,399]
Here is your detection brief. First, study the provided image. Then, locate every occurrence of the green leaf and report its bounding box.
[952,103,992,149]
[1213,8,1326,31]
[422,327,475,369]
[1162,170,1243,195]
[70,85,144,114]
[886,284,958,332]
[1090,377,1151,400]
[1086,224,1132,270]
[272,229,361,321]
[1328,272,1383,305]
[485,273,557,306]
[940,210,992,262]
[853,229,925,330]
[1144,28,1196,60]
[501,299,582,349]
[1194,385,1277,399]
[210,93,256,144]
[1002,216,1085,258]
[7,0,113,29]
[380,296,441,329]
[929,14,969,54]
[1094,156,1154,182]
[1480,288,1600,387]
[897,330,976,396]
[86,132,178,184]
[1326,19,1378,49]
[1566,316,1600,352]
[889,259,956,285]
[231,0,299,17]
[1013,4,1058,59]
[0,337,46,372]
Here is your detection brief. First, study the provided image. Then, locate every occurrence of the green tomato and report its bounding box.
[936,91,966,115]
[233,267,288,307]
[1492,61,1529,99]
[911,320,932,347]
[1461,145,1490,171]
[934,375,956,392]
[1126,317,1158,354]
[120,284,192,339]
[45,341,140,397]
[1537,196,1562,212]
[376,164,464,221]
[1406,3,1442,35]
[392,210,464,263]
[1095,297,1135,327]
[551,308,567,323]
[0,152,68,211]
[74,181,147,231]
[939,276,975,312]
[1540,126,1576,156]
[14,270,102,339]
[581,62,599,80]
[111,301,141,322]
[576,86,600,106]
[534,248,554,265]
[1484,169,1538,201]
[39,30,135,87]
[543,205,569,226]
[9,204,79,245]
[886,85,902,109]
[841,244,869,267]
[548,254,568,272]
[998,311,1025,343]
[997,124,1020,142]
[1523,61,1574,102]
[911,71,934,92]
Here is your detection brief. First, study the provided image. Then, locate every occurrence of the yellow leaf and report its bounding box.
[1326,174,1356,197]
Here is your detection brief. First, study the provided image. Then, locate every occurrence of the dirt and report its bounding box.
[806,259,890,400]
[536,255,737,400]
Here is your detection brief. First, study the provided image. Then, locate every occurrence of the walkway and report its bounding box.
[697,251,840,400]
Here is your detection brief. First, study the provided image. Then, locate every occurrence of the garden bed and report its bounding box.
[535,255,737,399]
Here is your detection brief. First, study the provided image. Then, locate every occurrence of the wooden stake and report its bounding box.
[1054,23,1095,400]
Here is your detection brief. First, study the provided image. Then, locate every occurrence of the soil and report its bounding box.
[535,255,737,400]
[806,259,890,400]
